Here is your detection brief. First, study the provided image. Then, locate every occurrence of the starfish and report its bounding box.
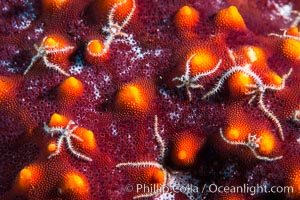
[220,128,283,161]
[43,120,92,162]
[100,0,136,55]
[23,36,73,76]
[172,54,222,101]
[202,49,292,141]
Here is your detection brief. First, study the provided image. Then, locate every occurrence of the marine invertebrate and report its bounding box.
[116,115,197,199]
[172,53,222,101]
[97,0,136,56]
[43,113,93,162]
[220,128,283,161]
[202,49,292,141]
[23,35,74,76]
[116,115,169,199]
[116,115,168,199]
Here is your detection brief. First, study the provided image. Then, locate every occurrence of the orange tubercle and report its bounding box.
[138,167,165,187]
[224,123,249,142]
[174,5,199,30]
[43,35,74,69]
[60,172,90,197]
[242,46,267,65]
[288,168,300,197]
[227,71,254,98]
[256,130,276,155]
[224,103,251,142]
[16,164,42,193]
[215,6,247,31]
[42,0,70,11]
[264,71,282,87]
[44,37,58,48]
[286,27,300,37]
[280,38,300,62]
[85,40,108,64]
[0,76,16,103]
[115,80,154,114]
[48,113,70,127]
[171,133,203,167]
[225,128,240,141]
[48,141,57,153]
[43,35,68,49]
[58,77,84,106]
[188,50,218,76]
[87,40,104,55]
[74,127,97,151]
[95,0,135,22]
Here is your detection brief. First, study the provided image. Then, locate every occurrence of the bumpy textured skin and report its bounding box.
[0,0,300,200]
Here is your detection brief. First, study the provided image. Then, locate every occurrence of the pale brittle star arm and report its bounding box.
[48,136,64,159]
[172,54,222,101]
[220,128,283,161]
[191,59,222,81]
[66,136,93,162]
[257,92,284,141]
[103,0,136,46]
[245,68,293,141]
[44,120,92,162]
[23,37,73,76]
[43,57,70,76]
[202,66,263,100]
[154,115,166,160]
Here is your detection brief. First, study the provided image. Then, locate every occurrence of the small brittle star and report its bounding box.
[220,128,283,161]
[116,115,168,199]
[23,36,73,76]
[100,0,136,55]
[116,115,200,199]
[172,54,222,101]
[202,49,292,141]
[43,120,92,162]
